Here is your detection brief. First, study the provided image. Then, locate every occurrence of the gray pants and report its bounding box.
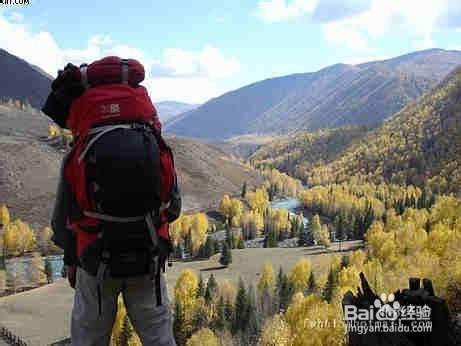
[71,267,176,346]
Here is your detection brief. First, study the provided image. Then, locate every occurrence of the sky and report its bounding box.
[0,0,460,104]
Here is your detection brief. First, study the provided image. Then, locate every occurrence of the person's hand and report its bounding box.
[67,265,76,288]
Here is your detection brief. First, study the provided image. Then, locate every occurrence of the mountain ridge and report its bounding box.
[0,48,52,109]
[167,49,461,139]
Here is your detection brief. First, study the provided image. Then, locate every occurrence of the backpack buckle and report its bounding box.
[131,122,152,132]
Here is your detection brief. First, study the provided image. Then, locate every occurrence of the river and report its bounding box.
[270,196,309,228]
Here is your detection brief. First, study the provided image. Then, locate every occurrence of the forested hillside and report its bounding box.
[251,67,461,195]
[250,126,369,180]
[167,49,461,139]
[304,67,461,194]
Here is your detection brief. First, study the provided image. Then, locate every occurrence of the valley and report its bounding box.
[0,46,460,345]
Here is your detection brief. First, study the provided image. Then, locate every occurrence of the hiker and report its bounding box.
[43,57,181,346]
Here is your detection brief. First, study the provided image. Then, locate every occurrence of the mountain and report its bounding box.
[0,105,261,228]
[255,66,461,194]
[0,49,52,109]
[167,49,461,140]
[155,101,198,124]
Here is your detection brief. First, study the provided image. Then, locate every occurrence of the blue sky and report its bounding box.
[0,0,460,103]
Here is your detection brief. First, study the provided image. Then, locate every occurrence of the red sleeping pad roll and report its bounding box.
[73,56,145,87]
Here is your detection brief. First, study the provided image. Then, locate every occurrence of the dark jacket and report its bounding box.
[51,153,78,265]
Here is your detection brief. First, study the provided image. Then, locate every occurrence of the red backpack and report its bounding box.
[63,57,180,303]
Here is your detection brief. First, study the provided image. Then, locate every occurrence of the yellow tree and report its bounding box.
[246,188,269,213]
[110,296,142,345]
[14,220,37,254]
[38,226,54,254]
[289,258,312,292]
[284,293,345,345]
[258,314,292,346]
[191,213,209,256]
[175,269,199,311]
[310,214,322,244]
[219,195,232,223]
[318,224,331,248]
[170,215,184,247]
[230,199,243,221]
[219,280,237,305]
[186,328,220,346]
[258,262,276,293]
[0,204,10,227]
[174,269,199,343]
[3,222,19,256]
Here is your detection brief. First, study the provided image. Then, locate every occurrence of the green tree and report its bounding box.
[233,278,248,333]
[241,181,247,198]
[219,242,232,267]
[205,274,218,304]
[322,267,338,302]
[246,284,259,344]
[225,226,234,249]
[306,271,317,294]
[276,267,292,311]
[204,237,216,258]
[197,274,205,298]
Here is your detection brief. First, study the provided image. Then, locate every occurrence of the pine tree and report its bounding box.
[276,267,292,311]
[219,242,232,267]
[204,237,216,258]
[322,267,338,302]
[245,284,259,345]
[241,181,247,198]
[197,274,205,298]
[225,225,232,248]
[247,284,259,333]
[233,278,248,333]
[340,254,350,269]
[307,270,317,294]
[205,274,218,304]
